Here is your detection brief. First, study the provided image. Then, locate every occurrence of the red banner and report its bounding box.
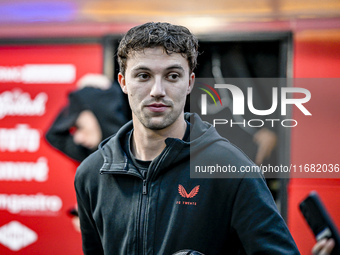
[0,43,103,254]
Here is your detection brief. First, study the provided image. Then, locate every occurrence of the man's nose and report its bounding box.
[150,77,166,98]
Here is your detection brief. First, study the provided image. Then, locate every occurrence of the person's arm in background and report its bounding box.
[45,74,130,162]
[45,106,91,162]
[45,74,112,162]
[253,127,277,165]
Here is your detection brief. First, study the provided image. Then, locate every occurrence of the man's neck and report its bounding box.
[131,117,187,161]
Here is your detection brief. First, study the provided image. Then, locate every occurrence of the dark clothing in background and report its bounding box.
[74,113,300,255]
[192,43,280,162]
[45,84,130,162]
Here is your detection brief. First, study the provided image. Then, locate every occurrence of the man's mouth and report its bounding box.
[146,103,170,112]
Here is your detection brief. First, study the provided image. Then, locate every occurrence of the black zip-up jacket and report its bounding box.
[74,113,300,255]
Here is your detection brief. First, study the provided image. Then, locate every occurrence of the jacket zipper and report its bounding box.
[136,143,175,255]
[138,179,148,255]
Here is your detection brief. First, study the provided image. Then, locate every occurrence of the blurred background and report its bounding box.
[0,0,339,254]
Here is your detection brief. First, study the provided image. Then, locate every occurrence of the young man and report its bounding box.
[74,22,300,254]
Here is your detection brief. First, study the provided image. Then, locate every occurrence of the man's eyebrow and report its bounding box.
[166,65,185,71]
[131,65,185,72]
[131,66,151,72]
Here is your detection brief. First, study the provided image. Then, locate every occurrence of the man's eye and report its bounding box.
[137,73,149,80]
[168,73,179,80]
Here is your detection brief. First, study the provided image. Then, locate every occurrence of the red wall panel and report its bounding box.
[288,35,340,255]
[0,43,103,254]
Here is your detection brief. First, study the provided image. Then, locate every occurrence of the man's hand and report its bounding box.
[253,128,277,165]
[312,238,335,255]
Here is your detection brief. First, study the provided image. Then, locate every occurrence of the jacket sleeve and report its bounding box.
[75,167,104,255]
[230,175,300,254]
[45,107,91,162]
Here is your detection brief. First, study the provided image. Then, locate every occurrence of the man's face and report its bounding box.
[118,47,195,130]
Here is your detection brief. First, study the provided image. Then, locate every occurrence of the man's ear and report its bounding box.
[187,72,195,95]
[118,73,128,94]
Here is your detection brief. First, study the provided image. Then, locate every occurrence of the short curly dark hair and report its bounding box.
[117,22,199,75]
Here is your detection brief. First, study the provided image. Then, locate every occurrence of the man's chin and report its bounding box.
[142,116,172,130]
[144,122,169,130]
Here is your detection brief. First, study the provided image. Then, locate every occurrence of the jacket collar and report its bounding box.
[98,113,225,175]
